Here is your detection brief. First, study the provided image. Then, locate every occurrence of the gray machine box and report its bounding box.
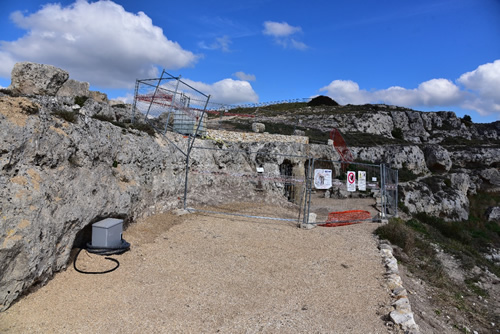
[92,218,123,248]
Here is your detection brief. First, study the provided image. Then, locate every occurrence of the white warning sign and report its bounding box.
[314,169,332,189]
[347,171,356,192]
[358,171,366,191]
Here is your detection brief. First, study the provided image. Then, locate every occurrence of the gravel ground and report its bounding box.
[0,202,393,333]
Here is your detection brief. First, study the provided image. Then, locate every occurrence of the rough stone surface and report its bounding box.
[379,241,420,333]
[8,62,69,96]
[293,129,305,136]
[423,144,452,173]
[56,79,90,98]
[486,207,500,221]
[480,168,500,187]
[206,129,309,144]
[251,122,265,133]
[80,97,115,120]
[399,175,470,221]
[89,90,108,103]
[351,145,429,175]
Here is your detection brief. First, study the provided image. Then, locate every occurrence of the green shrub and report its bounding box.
[398,166,420,182]
[307,95,339,107]
[0,88,19,97]
[375,218,416,253]
[53,110,78,123]
[74,96,88,107]
[391,127,404,139]
[461,114,472,126]
[397,201,410,214]
[24,103,39,114]
[130,122,156,136]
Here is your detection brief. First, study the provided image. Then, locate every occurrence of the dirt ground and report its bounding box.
[0,200,396,333]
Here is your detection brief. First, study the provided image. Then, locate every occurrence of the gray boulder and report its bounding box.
[399,175,470,221]
[293,129,305,136]
[252,122,265,133]
[480,168,500,187]
[56,79,90,98]
[423,145,452,173]
[351,145,429,175]
[89,90,108,103]
[80,98,115,120]
[486,207,500,221]
[8,62,69,96]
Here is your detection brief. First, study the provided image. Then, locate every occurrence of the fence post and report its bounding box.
[164,74,181,134]
[380,163,386,218]
[395,169,399,217]
[131,79,139,124]
[301,158,311,227]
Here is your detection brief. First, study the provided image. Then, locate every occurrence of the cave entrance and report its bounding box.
[279,159,295,202]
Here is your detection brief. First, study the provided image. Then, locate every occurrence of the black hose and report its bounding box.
[73,239,130,275]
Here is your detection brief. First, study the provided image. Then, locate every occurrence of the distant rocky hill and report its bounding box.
[219,102,500,221]
[1,62,499,314]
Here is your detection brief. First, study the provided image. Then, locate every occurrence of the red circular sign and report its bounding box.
[347,172,355,184]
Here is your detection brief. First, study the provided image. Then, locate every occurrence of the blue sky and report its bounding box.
[0,0,499,122]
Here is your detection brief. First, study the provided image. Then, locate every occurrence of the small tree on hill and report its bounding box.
[307,95,339,107]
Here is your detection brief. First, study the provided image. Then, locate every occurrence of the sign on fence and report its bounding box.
[314,169,332,189]
[358,171,366,191]
[347,171,356,192]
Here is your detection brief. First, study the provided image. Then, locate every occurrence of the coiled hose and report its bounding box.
[73,239,130,274]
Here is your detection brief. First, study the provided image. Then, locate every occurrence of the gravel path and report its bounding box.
[0,203,392,333]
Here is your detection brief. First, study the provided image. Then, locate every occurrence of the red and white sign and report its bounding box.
[347,171,356,192]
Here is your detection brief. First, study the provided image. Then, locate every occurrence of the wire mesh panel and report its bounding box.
[132,71,210,137]
[382,165,398,217]
[185,145,309,223]
[306,159,383,225]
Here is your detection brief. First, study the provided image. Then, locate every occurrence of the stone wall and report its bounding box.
[206,129,309,144]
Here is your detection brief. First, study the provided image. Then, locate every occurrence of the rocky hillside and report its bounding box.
[222,103,500,222]
[1,62,499,318]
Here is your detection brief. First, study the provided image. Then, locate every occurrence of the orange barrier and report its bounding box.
[319,210,372,227]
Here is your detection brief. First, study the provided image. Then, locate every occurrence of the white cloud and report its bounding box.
[372,79,463,107]
[198,35,232,52]
[319,80,371,105]
[320,63,500,120]
[320,79,464,109]
[233,71,256,81]
[113,92,134,104]
[457,59,500,116]
[290,39,308,51]
[263,21,301,37]
[262,21,307,50]
[0,0,198,88]
[181,78,258,105]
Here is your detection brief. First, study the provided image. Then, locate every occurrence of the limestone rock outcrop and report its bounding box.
[399,173,471,221]
[0,95,189,311]
[56,79,90,98]
[486,207,500,221]
[252,122,265,133]
[423,144,452,173]
[8,62,69,96]
[350,145,429,175]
